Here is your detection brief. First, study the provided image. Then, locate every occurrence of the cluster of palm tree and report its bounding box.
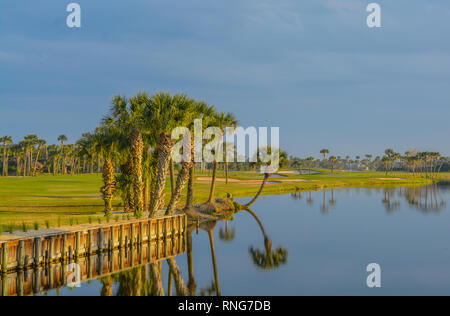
[284,148,448,176]
[79,92,240,217]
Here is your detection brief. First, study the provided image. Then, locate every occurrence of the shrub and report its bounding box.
[45,220,50,229]
[33,222,39,231]
[22,222,28,232]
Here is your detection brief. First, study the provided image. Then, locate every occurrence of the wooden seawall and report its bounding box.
[1,233,186,296]
[0,213,186,274]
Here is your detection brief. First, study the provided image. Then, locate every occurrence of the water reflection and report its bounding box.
[243,209,288,271]
[290,184,447,215]
[3,184,449,296]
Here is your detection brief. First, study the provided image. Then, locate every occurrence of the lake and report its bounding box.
[5,183,450,296]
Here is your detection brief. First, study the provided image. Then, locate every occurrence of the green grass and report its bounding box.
[0,170,444,228]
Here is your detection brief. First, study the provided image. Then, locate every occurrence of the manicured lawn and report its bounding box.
[0,170,442,229]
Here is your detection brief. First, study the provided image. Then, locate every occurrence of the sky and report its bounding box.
[1,0,449,158]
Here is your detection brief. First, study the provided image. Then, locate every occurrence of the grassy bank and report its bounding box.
[0,170,443,229]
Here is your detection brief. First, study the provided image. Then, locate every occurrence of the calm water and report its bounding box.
[10,183,450,296]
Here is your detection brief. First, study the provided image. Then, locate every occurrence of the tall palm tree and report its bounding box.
[105,94,149,217]
[207,112,238,204]
[58,135,68,175]
[1,136,13,176]
[320,149,329,165]
[165,97,197,215]
[146,92,193,217]
[93,127,118,216]
[184,102,216,212]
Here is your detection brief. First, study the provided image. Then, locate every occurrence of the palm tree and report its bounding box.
[165,97,198,215]
[1,136,13,176]
[32,139,46,176]
[306,156,314,174]
[320,149,329,163]
[93,127,118,216]
[184,102,216,212]
[329,156,338,173]
[207,112,238,205]
[105,94,149,217]
[58,135,68,175]
[146,92,193,217]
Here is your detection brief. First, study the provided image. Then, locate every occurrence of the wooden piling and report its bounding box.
[75,232,81,258]
[119,225,124,249]
[1,243,8,273]
[34,237,41,267]
[18,240,25,270]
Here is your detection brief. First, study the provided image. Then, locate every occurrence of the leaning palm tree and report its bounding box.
[1,136,13,176]
[166,258,189,296]
[242,146,281,208]
[32,139,46,176]
[146,92,193,217]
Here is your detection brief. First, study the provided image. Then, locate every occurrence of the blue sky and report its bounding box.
[1,0,449,158]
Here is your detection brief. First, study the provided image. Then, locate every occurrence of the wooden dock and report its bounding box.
[1,233,186,296]
[0,213,187,274]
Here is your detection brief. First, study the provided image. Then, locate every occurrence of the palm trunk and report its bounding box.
[166,137,194,215]
[207,160,218,204]
[186,229,196,295]
[2,144,6,176]
[131,129,144,218]
[149,133,174,217]
[185,165,195,210]
[225,162,229,185]
[101,158,115,216]
[165,161,192,215]
[149,263,165,296]
[166,258,189,296]
[169,158,175,195]
[208,230,221,296]
[33,147,41,176]
[245,173,270,208]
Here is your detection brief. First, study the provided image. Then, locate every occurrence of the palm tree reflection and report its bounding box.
[219,220,236,242]
[243,208,288,271]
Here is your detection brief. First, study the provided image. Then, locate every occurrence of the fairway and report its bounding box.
[0,170,438,229]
